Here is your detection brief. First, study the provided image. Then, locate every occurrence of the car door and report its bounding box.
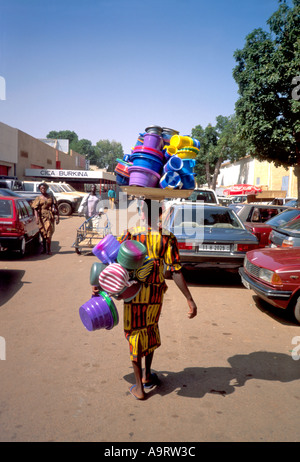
[17,200,34,240]
[23,200,38,238]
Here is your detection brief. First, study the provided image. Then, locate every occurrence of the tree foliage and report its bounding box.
[94,139,124,171]
[46,130,124,172]
[232,0,300,194]
[191,115,248,189]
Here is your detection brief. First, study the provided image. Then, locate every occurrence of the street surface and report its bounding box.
[0,210,299,442]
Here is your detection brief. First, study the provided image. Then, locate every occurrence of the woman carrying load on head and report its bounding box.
[32,182,59,255]
[118,199,197,400]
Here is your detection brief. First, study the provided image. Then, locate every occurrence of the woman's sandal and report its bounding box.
[142,373,160,389]
[129,384,145,400]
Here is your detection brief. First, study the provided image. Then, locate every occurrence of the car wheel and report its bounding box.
[293,297,300,324]
[58,202,72,216]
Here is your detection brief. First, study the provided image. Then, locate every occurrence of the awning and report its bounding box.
[223,184,262,196]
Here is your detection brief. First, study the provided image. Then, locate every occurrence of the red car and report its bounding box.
[239,247,300,323]
[0,196,40,257]
[244,208,300,247]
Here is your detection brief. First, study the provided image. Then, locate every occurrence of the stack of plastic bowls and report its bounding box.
[129,131,165,187]
[115,158,132,186]
[131,147,164,174]
[127,126,199,190]
[161,127,180,146]
[164,135,200,190]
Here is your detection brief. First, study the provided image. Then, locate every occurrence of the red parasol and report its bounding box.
[223,184,262,196]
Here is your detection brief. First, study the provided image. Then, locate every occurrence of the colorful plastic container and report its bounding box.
[79,292,119,332]
[160,171,182,189]
[191,138,200,149]
[180,173,196,190]
[166,145,177,156]
[161,127,179,144]
[181,158,196,175]
[89,262,108,285]
[115,159,131,186]
[92,234,120,264]
[143,133,163,151]
[145,125,163,135]
[117,240,147,270]
[113,282,142,302]
[99,263,134,294]
[128,166,161,188]
[131,153,163,174]
[176,149,198,159]
[132,145,164,159]
[170,135,193,149]
[163,155,183,173]
[135,133,145,147]
[123,153,132,163]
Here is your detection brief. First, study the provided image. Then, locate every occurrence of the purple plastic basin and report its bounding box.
[79,294,114,331]
[143,133,163,151]
[92,234,120,264]
[128,166,161,188]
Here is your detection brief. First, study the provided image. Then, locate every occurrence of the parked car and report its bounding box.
[0,196,40,257]
[269,217,300,248]
[239,247,300,323]
[183,188,219,204]
[53,182,88,198]
[235,204,288,246]
[0,188,38,205]
[162,203,259,270]
[285,199,299,207]
[230,195,248,204]
[242,208,300,248]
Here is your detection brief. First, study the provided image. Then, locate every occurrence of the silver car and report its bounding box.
[269,217,300,248]
[163,203,259,270]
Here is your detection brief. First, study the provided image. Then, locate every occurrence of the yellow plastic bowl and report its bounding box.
[176,149,197,159]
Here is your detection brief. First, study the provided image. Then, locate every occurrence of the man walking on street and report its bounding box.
[108,188,116,210]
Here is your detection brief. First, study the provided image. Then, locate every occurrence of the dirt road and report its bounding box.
[0,213,299,442]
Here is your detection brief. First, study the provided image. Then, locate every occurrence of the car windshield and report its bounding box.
[266,209,300,227]
[186,190,216,203]
[170,206,243,231]
[0,199,13,218]
[63,184,75,192]
[285,199,299,207]
[279,217,300,234]
[50,184,64,193]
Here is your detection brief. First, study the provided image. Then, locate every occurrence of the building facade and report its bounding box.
[0,121,117,191]
[217,156,298,198]
[0,121,86,178]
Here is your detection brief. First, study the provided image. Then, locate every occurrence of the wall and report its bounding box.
[0,122,18,175]
[217,156,254,187]
[0,122,86,180]
[218,156,298,198]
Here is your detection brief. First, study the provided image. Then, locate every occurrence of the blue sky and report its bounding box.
[0,0,283,154]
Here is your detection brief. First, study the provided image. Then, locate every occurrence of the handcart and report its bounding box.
[72,215,112,255]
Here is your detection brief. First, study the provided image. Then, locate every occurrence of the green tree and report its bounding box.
[191,115,248,190]
[233,0,300,197]
[71,138,95,160]
[46,130,79,152]
[94,139,124,172]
